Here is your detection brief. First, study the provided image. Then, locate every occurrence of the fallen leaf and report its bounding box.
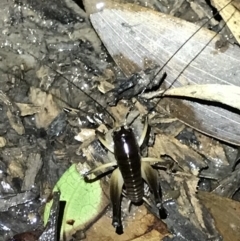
[85,205,168,241]
[197,191,240,241]
[149,134,207,175]
[44,164,109,241]
[29,87,61,129]
[143,84,240,111]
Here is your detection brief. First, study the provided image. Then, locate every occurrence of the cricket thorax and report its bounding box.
[112,126,141,160]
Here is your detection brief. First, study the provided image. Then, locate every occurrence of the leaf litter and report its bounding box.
[0,0,240,240]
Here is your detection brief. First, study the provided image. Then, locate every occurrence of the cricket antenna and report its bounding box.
[27,51,116,128]
[139,0,235,114]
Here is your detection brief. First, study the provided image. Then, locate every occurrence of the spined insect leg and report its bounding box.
[141,162,161,208]
[109,167,124,228]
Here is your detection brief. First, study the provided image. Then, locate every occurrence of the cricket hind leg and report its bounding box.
[141,162,168,218]
[141,162,162,207]
[109,167,124,229]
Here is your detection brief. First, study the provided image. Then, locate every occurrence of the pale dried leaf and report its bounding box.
[109,101,130,126]
[74,128,96,142]
[0,136,6,147]
[174,173,203,229]
[212,0,240,44]
[143,84,240,111]
[16,102,41,116]
[162,84,240,111]
[29,87,61,129]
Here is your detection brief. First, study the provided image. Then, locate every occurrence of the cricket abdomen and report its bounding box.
[113,126,144,203]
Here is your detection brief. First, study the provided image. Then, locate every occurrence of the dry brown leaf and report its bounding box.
[109,101,130,126]
[198,191,240,241]
[212,0,240,44]
[29,87,61,129]
[233,0,240,10]
[6,108,25,135]
[174,173,205,230]
[8,161,24,179]
[194,132,229,165]
[149,134,207,175]
[85,205,168,241]
[15,103,41,116]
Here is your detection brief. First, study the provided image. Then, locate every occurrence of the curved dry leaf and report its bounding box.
[198,191,240,241]
[212,0,240,44]
[144,84,240,111]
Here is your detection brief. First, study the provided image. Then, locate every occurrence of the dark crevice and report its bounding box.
[72,0,85,12]
[205,0,222,22]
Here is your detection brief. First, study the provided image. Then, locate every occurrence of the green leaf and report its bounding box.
[44,164,108,240]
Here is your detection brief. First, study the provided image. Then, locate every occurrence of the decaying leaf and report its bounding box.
[29,87,61,129]
[74,128,96,142]
[192,132,229,166]
[198,191,240,241]
[10,192,61,241]
[158,172,222,240]
[148,134,207,175]
[39,192,61,241]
